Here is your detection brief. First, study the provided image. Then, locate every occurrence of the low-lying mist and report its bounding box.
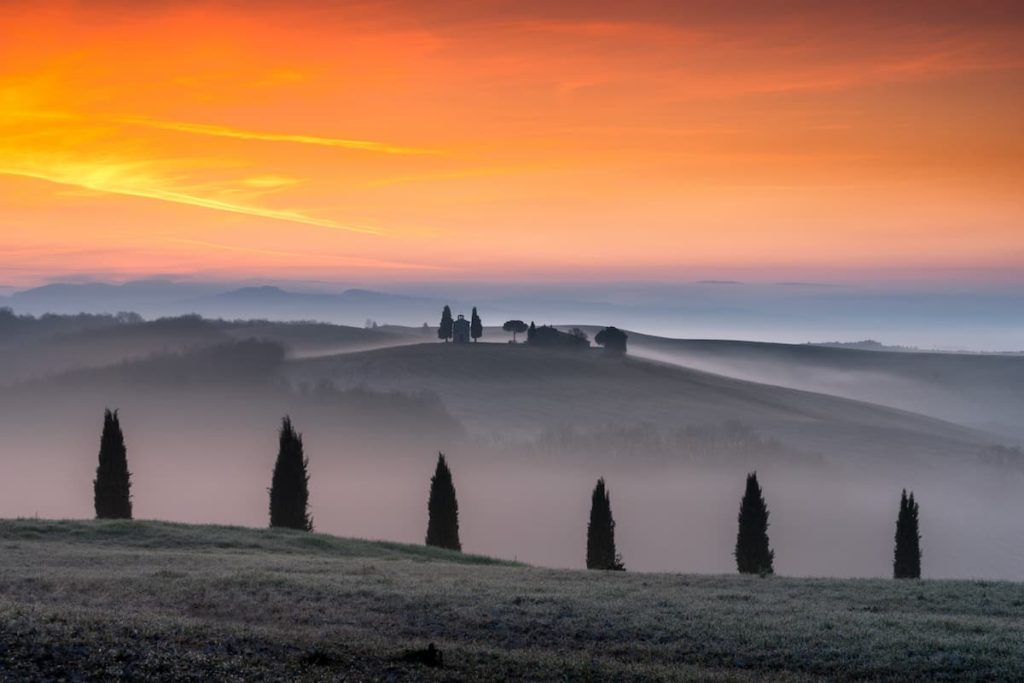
[3,419,1023,579]
[2,312,1023,580]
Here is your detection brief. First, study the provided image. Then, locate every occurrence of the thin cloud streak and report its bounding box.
[116,116,439,156]
[0,166,384,235]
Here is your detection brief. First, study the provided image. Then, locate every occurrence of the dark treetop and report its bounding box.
[470,306,483,342]
[438,305,454,342]
[595,326,628,354]
[735,472,774,574]
[268,416,313,531]
[94,408,132,520]
[426,452,461,551]
[587,477,624,570]
[894,489,922,579]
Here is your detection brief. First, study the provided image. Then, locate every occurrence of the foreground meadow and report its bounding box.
[0,520,1021,681]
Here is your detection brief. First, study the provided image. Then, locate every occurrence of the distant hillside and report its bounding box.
[620,333,1024,440]
[3,280,444,325]
[0,312,414,384]
[288,342,998,468]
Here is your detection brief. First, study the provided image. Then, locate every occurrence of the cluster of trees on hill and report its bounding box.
[437,305,483,343]
[92,410,922,578]
[524,322,628,353]
[434,306,628,353]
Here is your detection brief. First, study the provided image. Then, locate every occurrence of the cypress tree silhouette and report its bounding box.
[425,452,461,551]
[470,306,483,342]
[735,472,774,574]
[586,477,624,570]
[93,408,132,519]
[527,321,536,342]
[268,416,313,531]
[893,489,922,579]
[438,305,454,342]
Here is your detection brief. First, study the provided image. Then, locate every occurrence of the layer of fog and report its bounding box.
[2,313,1023,580]
[3,410,1023,579]
[623,337,1024,441]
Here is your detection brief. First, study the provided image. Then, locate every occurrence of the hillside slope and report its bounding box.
[0,314,412,385]
[288,343,998,466]
[1,519,1022,681]
[621,333,1024,439]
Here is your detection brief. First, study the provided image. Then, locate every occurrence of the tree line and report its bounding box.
[93,410,922,578]
[436,305,629,353]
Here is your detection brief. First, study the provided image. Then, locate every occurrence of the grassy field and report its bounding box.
[1,520,1022,681]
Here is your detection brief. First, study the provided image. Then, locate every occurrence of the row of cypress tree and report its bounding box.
[92,411,922,578]
[93,411,462,550]
[584,472,921,579]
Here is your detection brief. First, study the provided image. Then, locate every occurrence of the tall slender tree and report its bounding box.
[425,453,461,551]
[586,477,624,570]
[527,321,536,343]
[735,472,774,574]
[438,305,454,342]
[470,306,483,342]
[94,408,132,519]
[268,416,313,531]
[893,489,922,579]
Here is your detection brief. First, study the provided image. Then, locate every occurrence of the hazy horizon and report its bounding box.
[4,276,1024,351]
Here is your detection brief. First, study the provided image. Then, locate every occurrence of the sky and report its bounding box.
[1,0,1023,286]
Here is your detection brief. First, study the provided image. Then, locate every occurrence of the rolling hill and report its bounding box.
[287,342,999,468]
[619,333,1024,440]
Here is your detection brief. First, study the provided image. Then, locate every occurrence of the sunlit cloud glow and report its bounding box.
[0,0,1022,284]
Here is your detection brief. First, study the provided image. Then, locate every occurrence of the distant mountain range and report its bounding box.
[0,281,443,326]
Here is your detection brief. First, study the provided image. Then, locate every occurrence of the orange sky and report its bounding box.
[1,0,1022,284]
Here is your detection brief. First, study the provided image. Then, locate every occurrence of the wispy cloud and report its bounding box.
[116,116,438,156]
[1,110,437,156]
[0,162,383,235]
[242,175,303,188]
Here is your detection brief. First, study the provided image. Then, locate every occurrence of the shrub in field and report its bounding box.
[735,472,774,574]
[93,409,133,519]
[893,489,922,579]
[586,477,624,570]
[268,416,313,531]
[425,453,461,551]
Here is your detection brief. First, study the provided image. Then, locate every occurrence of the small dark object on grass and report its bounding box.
[402,643,443,668]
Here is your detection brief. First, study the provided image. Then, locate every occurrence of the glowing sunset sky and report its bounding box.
[1,1,1022,284]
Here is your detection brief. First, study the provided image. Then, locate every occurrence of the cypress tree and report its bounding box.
[438,305,454,342]
[93,408,132,519]
[425,452,461,551]
[735,472,774,574]
[470,306,483,342]
[586,477,624,570]
[527,321,536,343]
[268,416,313,531]
[893,489,922,579]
